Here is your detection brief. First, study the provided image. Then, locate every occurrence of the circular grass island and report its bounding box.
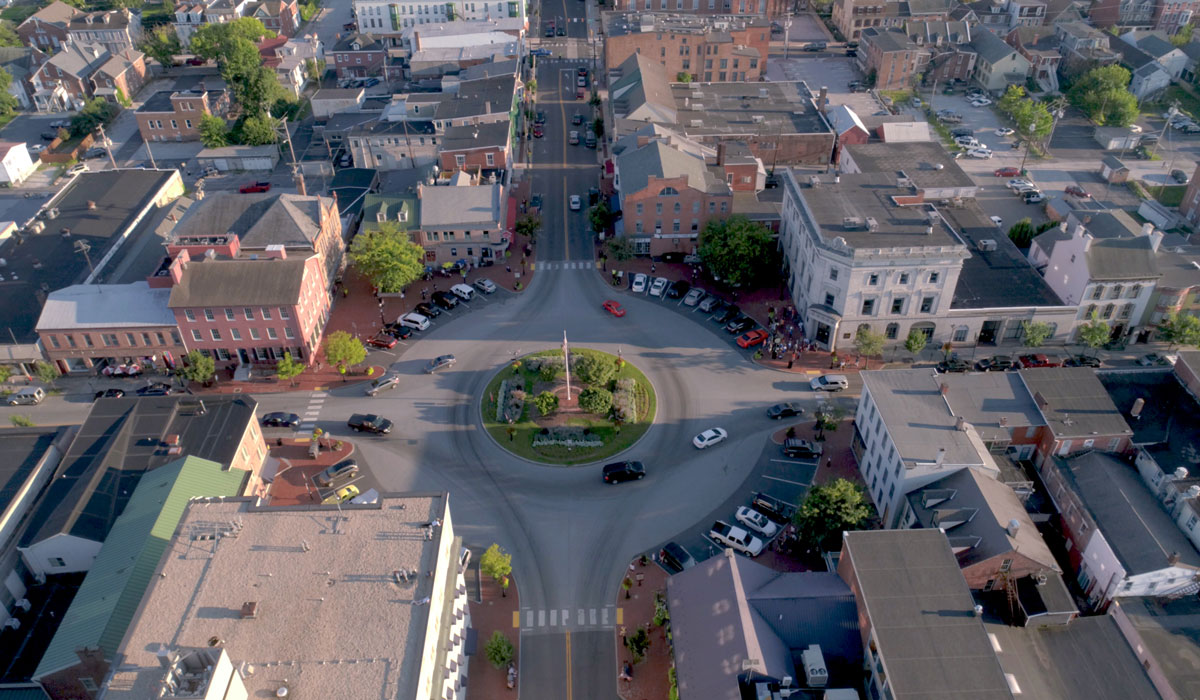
[480,348,657,465]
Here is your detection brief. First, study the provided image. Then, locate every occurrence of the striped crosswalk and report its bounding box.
[517,605,617,630]
[537,260,595,270]
[297,391,327,434]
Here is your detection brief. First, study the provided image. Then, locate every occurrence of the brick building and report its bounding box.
[858,26,923,89]
[332,32,388,78]
[248,0,300,37]
[608,0,767,16]
[834,0,956,40]
[17,0,78,52]
[66,9,143,55]
[603,13,769,83]
[135,87,229,142]
[438,119,510,174]
[32,43,147,112]
[413,181,509,265]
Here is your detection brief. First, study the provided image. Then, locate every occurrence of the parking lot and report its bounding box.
[765,56,884,120]
[622,273,774,355]
[361,280,512,360]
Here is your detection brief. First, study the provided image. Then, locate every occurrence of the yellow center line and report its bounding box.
[565,630,573,700]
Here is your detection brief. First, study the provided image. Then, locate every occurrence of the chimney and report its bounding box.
[240,601,258,619]
[1005,518,1021,537]
[717,141,727,165]
[934,447,946,467]
[1169,551,1181,566]
[294,167,307,196]
[999,416,1008,427]
[86,200,96,210]
[818,86,828,114]
[955,415,966,431]
[156,645,173,669]
[263,244,287,260]
[169,250,189,285]
[1141,222,1155,236]
[1150,230,1164,252]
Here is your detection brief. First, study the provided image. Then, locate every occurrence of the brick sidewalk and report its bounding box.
[769,417,862,487]
[615,559,672,700]
[467,574,521,699]
[265,438,356,506]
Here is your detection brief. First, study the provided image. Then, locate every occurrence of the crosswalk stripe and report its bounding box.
[577,608,585,625]
[539,609,545,627]
[589,608,597,625]
[602,607,609,625]
[550,609,557,626]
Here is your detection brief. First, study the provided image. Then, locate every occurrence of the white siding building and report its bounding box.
[353,0,526,38]
[0,141,36,185]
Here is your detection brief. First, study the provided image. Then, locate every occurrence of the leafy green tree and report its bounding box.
[698,215,776,288]
[0,20,21,49]
[676,71,692,82]
[0,67,18,118]
[349,222,426,293]
[305,57,326,83]
[189,17,273,61]
[996,86,1053,142]
[140,25,181,69]
[526,77,537,94]
[1007,217,1035,248]
[813,405,845,441]
[1076,311,1111,352]
[323,331,366,368]
[10,415,34,427]
[1068,65,1139,126]
[275,351,304,385]
[1160,312,1200,347]
[1021,320,1054,347]
[577,387,613,415]
[588,201,612,233]
[606,236,634,261]
[853,327,885,358]
[236,113,278,145]
[1173,22,1195,47]
[479,543,512,588]
[625,626,651,664]
[997,85,1027,117]
[533,390,558,416]
[0,365,12,384]
[198,113,229,148]
[69,98,119,138]
[484,631,515,669]
[592,115,604,138]
[573,352,617,386]
[791,478,873,551]
[904,329,927,358]
[179,349,215,383]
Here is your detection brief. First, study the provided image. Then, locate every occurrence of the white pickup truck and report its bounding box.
[710,520,764,557]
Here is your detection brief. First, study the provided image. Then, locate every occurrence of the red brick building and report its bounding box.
[438,119,509,174]
[858,26,923,90]
[32,43,147,111]
[609,0,767,16]
[603,13,770,83]
[17,0,78,52]
[332,32,387,78]
[249,0,300,37]
[135,87,229,142]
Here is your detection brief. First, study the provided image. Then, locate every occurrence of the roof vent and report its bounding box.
[690,119,703,127]
[1174,467,1189,479]
[1188,485,1200,500]
[1006,518,1020,537]
[86,200,96,210]
[865,217,878,231]
[977,239,998,252]
[240,601,258,619]
[751,115,764,123]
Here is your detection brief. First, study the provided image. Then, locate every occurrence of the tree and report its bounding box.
[179,349,215,383]
[33,361,58,389]
[0,20,22,49]
[996,86,1053,142]
[533,390,558,416]
[1172,22,1195,47]
[676,71,692,82]
[349,222,426,293]
[236,113,278,145]
[190,17,274,61]
[324,331,366,368]
[588,201,612,233]
[1160,312,1200,348]
[606,236,634,261]
[625,626,651,664]
[526,77,537,95]
[1021,320,1053,347]
[904,329,927,358]
[479,543,513,588]
[997,85,1026,117]
[484,631,515,669]
[574,352,617,386]
[0,365,12,384]
[813,405,846,441]
[853,327,885,358]
[11,415,34,427]
[1076,311,1111,353]
[69,98,119,138]
[275,351,304,385]
[305,57,326,83]
[140,25,181,69]
[1068,65,1139,126]
[592,115,605,138]
[698,216,776,288]
[791,478,873,551]
[1007,217,1035,248]
[199,113,229,148]
[577,387,613,415]
[514,214,540,239]
[0,67,18,119]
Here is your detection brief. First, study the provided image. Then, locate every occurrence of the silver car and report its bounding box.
[366,374,401,396]
[683,288,705,306]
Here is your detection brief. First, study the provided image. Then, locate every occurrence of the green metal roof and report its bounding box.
[33,456,249,679]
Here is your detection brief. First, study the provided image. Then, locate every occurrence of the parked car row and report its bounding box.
[629,272,770,346]
[365,281,497,350]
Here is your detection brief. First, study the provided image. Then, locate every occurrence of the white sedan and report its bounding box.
[994,127,1014,136]
[967,148,993,159]
[735,506,779,538]
[693,427,728,449]
[970,97,992,107]
[1006,178,1034,190]
[569,195,582,211]
[649,276,669,297]
[631,273,648,293]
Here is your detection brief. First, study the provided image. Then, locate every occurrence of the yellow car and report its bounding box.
[323,485,360,505]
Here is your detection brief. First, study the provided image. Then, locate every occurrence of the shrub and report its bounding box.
[539,364,557,382]
[484,631,515,669]
[625,626,651,664]
[533,390,558,416]
[577,387,613,415]
[574,352,617,386]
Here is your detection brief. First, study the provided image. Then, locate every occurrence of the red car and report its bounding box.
[602,300,626,317]
[1017,354,1061,369]
[185,57,206,66]
[577,86,586,100]
[994,167,1020,177]
[366,332,398,349]
[532,124,544,138]
[1065,185,1091,198]
[240,181,271,194]
[736,329,769,348]
[344,22,357,30]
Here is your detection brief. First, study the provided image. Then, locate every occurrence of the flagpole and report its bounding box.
[563,330,572,401]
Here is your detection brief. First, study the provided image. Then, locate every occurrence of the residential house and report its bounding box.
[1056,20,1122,75]
[35,282,186,374]
[258,35,307,96]
[1122,29,1189,76]
[1021,366,1135,471]
[407,43,519,79]
[93,47,147,104]
[438,119,509,174]
[331,32,388,79]
[963,0,1014,32]
[32,43,147,111]
[380,73,518,130]
[609,53,678,125]
[0,141,36,185]
[1155,0,1200,34]
[970,28,1031,91]
[413,180,507,265]
[173,0,254,48]
[352,0,527,35]
[1181,161,1200,222]
[135,87,229,142]
[17,0,79,52]
[403,17,526,52]
[905,20,977,83]
[1027,208,1143,267]
[66,9,142,55]
[0,46,47,110]
[1145,240,1200,335]
[342,115,438,169]
[1120,46,1179,99]
[248,0,300,37]
[310,87,365,118]
[602,13,769,83]
[1109,596,1200,700]
[833,0,956,41]
[16,394,266,579]
[32,456,251,700]
[172,1,208,48]
[273,33,324,95]
[101,494,471,700]
[615,139,733,256]
[1006,26,1062,91]
[825,104,869,163]
[1091,0,1158,29]
[1039,221,1162,341]
[360,191,417,238]
[858,27,923,90]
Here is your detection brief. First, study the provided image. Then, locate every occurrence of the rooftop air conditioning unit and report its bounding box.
[690,120,703,127]
[801,645,828,688]
[752,115,764,123]
[977,239,998,252]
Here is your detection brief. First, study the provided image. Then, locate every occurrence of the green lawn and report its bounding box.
[480,349,656,466]
[1163,85,1200,120]
[1146,183,1187,207]
[1,4,39,24]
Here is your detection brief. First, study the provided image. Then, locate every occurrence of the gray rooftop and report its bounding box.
[862,26,918,53]
[441,118,510,151]
[1098,370,1200,483]
[841,529,1012,699]
[670,81,830,136]
[941,371,1046,441]
[617,140,729,196]
[610,53,677,124]
[0,427,65,527]
[36,281,175,331]
[668,550,861,700]
[167,254,312,308]
[985,615,1158,699]
[604,12,769,38]
[972,26,1021,64]
[312,87,366,100]
[171,190,333,250]
[46,42,109,77]
[1020,367,1132,438]
[943,203,1066,309]
[1154,243,1200,288]
[18,396,256,549]
[458,58,519,81]
[333,31,385,52]
[417,183,503,228]
[842,142,976,191]
[1115,595,1200,699]
[1057,451,1200,574]
[860,369,987,467]
[103,494,453,700]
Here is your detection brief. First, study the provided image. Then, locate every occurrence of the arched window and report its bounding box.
[659,187,679,196]
[885,323,899,339]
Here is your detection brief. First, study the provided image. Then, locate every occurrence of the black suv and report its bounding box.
[431,290,459,309]
[937,358,971,373]
[714,305,741,324]
[658,542,696,573]
[602,460,646,484]
[783,438,823,459]
[666,279,690,299]
[1064,355,1102,368]
[415,301,442,318]
[975,356,1014,372]
[766,402,804,419]
[347,413,393,434]
[725,316,755,334]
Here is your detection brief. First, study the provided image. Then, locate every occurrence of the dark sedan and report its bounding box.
[415,301,442,318]
[1064,355,1102,368]
[975,356,1014,372]
[766,402,804,419]
[431,290,459,309]
[714,305,740,324]
[382,323,414,340]
[348,413,393,434]
[725,316,755,334]
[261,412,301,427]
[136,382,174,396]
[666,279,691,299]
[602,460,646,484]
[937,358,971,373]
[658,542,696,573]
[94,389,126,400]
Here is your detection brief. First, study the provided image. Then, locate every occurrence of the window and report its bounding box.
[920,297,934,313]
[250,328,261,340]
[285,327,295,339]
[1189,515,1198,531]
[192,329,203,341]
[673,202,681,214]
[929,271,939,283]
[204,308,214,321]
[142,333,153,345]
[868,273,879,285]
[66,334,76,348]
[655,202,662,214]
[636,203,643,215]
[267,327,278,340]
[185,119,192,129]
[280,308,291,320]
[262,308,272,320]
[244,308,254,320]
[953,327,968,342]
[83,334,94,347]
[231,328,242,341]
[899,273,909,284]
[1102,303,1114,319]
[126,333,137,346]
[225,308,235,321]
[48,335,60,348]
[829,268,839,281]
[891,298,905,314]
[1110,284,1123,299]
[184,309,196,322]
[824,293,835,307]
[862,298,875,315]
[1130,284,1142,297]
[1000,558,1013,572]
[486,152,494,166]
[49,557,66,568]
[1091,286,1103,300]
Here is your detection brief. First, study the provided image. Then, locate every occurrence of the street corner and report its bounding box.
[266,437,357,506]
[615,556,672,700]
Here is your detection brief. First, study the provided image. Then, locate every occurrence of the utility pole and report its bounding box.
[75,239,101,291]
[145,137,158,170]
[277,116,305,194]
[783,12,792,60]
[96,124,117,170]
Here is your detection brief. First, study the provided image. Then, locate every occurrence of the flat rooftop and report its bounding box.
[860,369,988,467]
[0,427,64,524]
[104,495,452,700]
[941,371,1045,441]
[841,141,976,191]
[1098,370,1197,469]
[842,529,1012,700]
[671,81,830,136]
[1114,595,1200,699]
[944,203,1066,309]
[0,169,176,343]
[1019,368,1133,439]
[604,12,769,38]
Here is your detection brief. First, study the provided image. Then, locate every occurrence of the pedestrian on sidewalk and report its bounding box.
[650,263,656,274]
[342,287,348,298]
[421,288,428,300]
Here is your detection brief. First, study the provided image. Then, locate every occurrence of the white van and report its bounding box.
[451,283,474,301]
[7,386,45,405]
[350,488,380,505]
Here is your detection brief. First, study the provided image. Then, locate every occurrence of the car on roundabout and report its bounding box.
[810,374,849,392]
[693,427,728,449]
[602,460,646,484]
[366,374,401,395]
[348,413,393,434]
[425,354,457,373]
[766,402,803,419]
[602,300,626,317]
